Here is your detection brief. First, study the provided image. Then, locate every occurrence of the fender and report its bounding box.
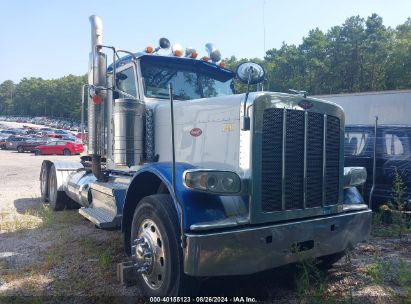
[122,162,232,233]
[41,160,83,192]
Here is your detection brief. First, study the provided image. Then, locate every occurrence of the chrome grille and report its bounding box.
[261,108,340,212]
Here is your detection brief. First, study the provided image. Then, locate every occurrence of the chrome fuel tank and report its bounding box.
[113,98,145,167]
[65,170,97,206]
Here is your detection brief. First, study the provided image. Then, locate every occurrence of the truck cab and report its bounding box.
[38,15,372,296]
[345,124,411,208]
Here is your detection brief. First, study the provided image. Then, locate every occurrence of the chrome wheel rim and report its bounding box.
[132,219,166,290]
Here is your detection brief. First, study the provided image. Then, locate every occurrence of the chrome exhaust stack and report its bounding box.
[88,15,107,180]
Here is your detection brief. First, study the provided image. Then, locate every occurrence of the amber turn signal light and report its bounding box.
[92,95,103,105]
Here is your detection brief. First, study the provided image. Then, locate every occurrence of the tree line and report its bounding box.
[227,14,411,95]
[0,14,410,118]
[0,75,87,119]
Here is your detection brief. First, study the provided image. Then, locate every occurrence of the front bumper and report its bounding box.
[183,209,371,276]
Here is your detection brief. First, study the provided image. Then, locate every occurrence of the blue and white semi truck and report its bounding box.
[39,15,372,296]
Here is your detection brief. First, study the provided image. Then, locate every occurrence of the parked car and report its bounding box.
[75,131,88,144]
[34,140,84,156]
[344,124,411,209]
[0,135,10,149]
[0,130,18,136]
[4,136,29,150]
[16,138,49,153]
[60,134,77,142]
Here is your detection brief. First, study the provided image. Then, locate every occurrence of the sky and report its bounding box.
[0,0,410,84]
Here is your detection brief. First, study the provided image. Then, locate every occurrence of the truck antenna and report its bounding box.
[169,83,187,248]
[169,84,177,193]
[263,0,266,56]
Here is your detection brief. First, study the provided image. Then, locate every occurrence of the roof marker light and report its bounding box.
[219,61,225,68]
[185,47,198,59]
[205,43,221,62]
[201,56,209,62]
[172,43,183,57]
[145,46,154,53]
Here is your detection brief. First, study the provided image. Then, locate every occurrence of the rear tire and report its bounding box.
[130,195,200,296]
[17,146,24,153]
[34,149,41,156]
[40,162,49,202]
[63,149,71,156]
[48,165,70,211]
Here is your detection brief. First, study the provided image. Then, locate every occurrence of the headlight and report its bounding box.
[343,167,367,188]
[183,170,242,195]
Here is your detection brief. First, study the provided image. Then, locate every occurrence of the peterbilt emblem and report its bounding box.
[298,100,313,109]
[190,128,202,137]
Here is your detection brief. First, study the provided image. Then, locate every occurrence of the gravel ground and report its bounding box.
[0,121,410,303]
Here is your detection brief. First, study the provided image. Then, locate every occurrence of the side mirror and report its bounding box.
[236,62,265,85]
[237,62,266,131]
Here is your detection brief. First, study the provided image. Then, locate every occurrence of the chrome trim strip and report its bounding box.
[322,114,327,206]
[281,109,287,210]
[303,111,308,209]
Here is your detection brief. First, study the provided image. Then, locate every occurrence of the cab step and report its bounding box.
[79,207,121,229]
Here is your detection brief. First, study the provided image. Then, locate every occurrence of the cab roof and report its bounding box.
[107,53,235,80]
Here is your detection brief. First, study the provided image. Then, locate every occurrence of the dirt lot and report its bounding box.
[0,122,410,303]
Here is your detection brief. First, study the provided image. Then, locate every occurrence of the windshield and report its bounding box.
[140,56,235,100]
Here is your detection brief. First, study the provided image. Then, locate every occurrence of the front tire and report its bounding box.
[17,146,24,153]
[130,195,199,296]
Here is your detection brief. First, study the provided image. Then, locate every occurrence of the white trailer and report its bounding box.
[314,90,411,125]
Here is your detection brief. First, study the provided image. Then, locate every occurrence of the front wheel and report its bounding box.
[130,195,199,296]
[17,146,24,153]
[63,149,71,156]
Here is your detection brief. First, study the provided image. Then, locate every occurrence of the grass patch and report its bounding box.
[365,258,411,298]
[25,204,54,228]
[0,208,42,232]
[0,202,86,233]
[0,200,56,233]
[295,258,329,302]
[99,250,112,271]
[372,211,411,239]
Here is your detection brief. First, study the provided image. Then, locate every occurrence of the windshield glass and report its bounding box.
[140,56,235,100]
